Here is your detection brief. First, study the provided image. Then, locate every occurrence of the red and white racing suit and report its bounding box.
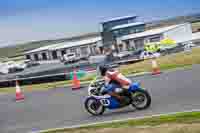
[103,70,132,93]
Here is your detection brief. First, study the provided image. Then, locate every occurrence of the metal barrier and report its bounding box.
[0,72,70,88]
[0,63,119,88]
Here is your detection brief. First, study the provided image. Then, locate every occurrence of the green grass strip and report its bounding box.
[41,111,200,133]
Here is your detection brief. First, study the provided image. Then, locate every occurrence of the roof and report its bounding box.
[24,32,101,54]
[24,36,102,54]
[111,22,145,30]
[119,23,187,41]
[49,37,102,50]
[101,15,137,24]
[24,43,61,54]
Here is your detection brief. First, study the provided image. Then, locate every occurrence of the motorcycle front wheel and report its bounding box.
[84,97,105,116]
[131,89,151,110]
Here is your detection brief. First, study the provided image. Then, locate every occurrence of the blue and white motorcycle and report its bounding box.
[84,77,151,116]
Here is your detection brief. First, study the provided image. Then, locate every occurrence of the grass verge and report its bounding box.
[119,48,200,75]
[0,48,200,94]
[40,111,200,133]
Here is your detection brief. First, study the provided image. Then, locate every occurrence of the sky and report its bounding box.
[0,0,200,47]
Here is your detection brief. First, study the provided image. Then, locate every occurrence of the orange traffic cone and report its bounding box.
[15,80,25,101]
[72,69,81,90]
[152,59,161,75]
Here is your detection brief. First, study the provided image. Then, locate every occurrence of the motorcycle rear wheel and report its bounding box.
[131,89,151,110]
[84,97,105,116]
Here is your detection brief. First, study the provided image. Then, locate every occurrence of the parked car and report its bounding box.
[16,60,40,69]
[0,62,9,74]
[140,51,161,60]
[1,61,24,74]
[25,60,40,68]
[16,62,27,69]
[184,42,196,49]
[63,53,80,63]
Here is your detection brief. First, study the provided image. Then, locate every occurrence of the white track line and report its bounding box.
[35,109,200,133]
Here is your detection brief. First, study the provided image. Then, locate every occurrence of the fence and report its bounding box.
[0,72,70,88]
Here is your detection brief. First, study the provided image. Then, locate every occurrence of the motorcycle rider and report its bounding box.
[98,64,132,106]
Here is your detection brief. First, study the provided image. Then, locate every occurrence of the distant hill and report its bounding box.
[146,13,200,30]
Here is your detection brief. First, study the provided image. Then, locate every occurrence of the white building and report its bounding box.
[25,36,103,61]
[116,23,193,51]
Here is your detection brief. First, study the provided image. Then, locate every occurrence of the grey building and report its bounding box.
[101,16,145,52]
[49,37,102,59]
[24,36,103,61]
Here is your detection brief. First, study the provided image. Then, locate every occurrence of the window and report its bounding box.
[42,53,47,60]
[34,54,39,61]
[135,28,144,33]
[128,18,136,23]
[52,51,58,59]
[70,48,76,53]
[129,28,136,34]
[61,50,66,56]
[99,46,103,54]
[26,55,31,60]
[81,46,89,56]
[125,40,131,50]
[134,39,144,49]
[118,44,123,52]
[113,30,120,37]
[122,29,129,35]
[103,23,111,30]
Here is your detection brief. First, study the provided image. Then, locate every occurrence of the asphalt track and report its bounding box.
[0,65,200,133]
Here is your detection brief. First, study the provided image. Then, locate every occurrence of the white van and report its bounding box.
[63,53,80,63]
[0,62,9,74]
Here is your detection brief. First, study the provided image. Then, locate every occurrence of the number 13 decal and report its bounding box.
[100,99,110,106]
